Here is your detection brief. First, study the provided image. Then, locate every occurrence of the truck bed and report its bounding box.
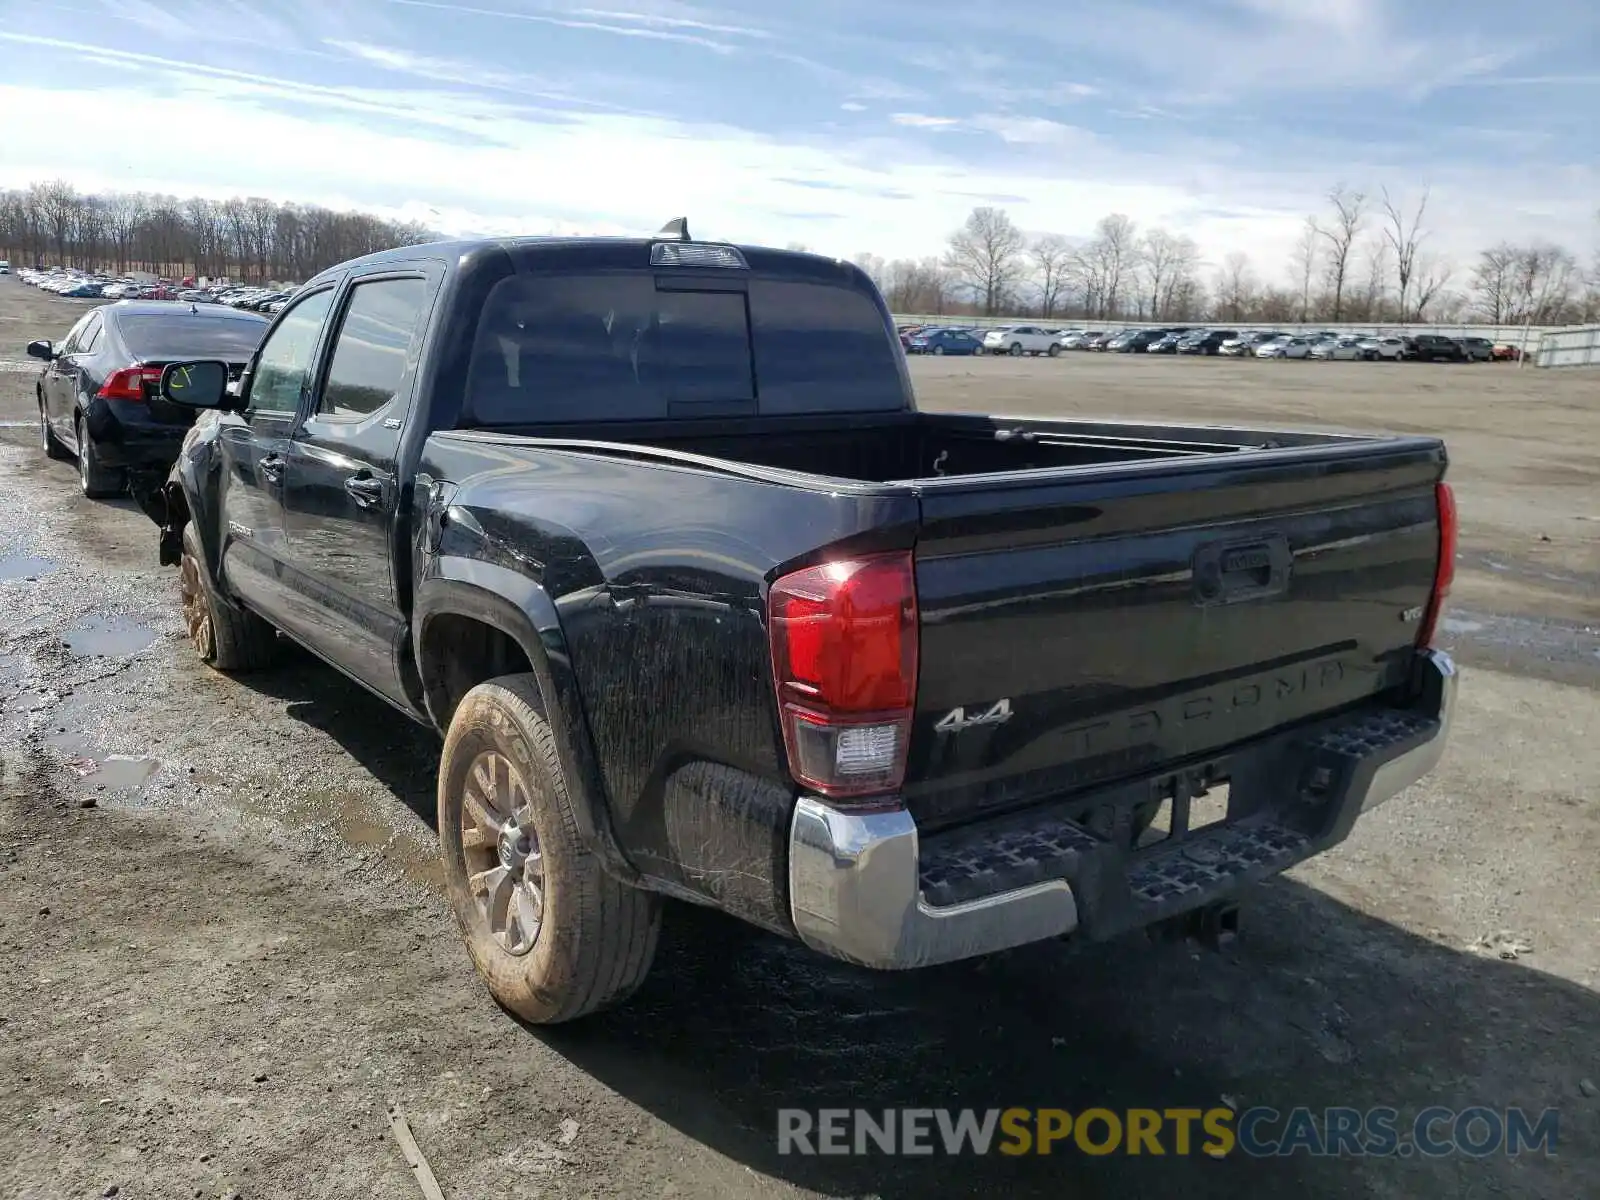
[438,413,1446,834]
[467,410,1355,484]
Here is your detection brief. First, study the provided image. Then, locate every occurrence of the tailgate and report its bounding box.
[904,440,1446,830]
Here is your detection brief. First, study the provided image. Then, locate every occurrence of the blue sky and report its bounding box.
[1,0,1597,282]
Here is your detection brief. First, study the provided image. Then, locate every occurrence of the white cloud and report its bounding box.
[379,0,745,52]
[562,6,777,38]
[0,21,1595,289]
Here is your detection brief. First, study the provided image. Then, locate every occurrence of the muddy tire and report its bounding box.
[179,524,280,671]
[439,675,661,1024]
[40,396,70,460]
[76,415,126,499]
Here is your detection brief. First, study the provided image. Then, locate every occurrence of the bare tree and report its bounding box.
[1214,251,1257,321]
[944,207,1025,315]
[1161,235,1202,318]
[1083,213,1136,318]
[1380,185,1430,320]
[246,198,277,281]
[1029,234,1075,317]
[1469,243,1577,324]
[1138,229,1183,319]
[1291,218,1319,322]
[881,257,953,313]
[1356,237,1390,321]
[33,181,80,268]
[1510,245,1579,323]
[1412,253,1453,321]
[1471,244,1517,322]
[1315,184,1367,321]
[1256,287,1299,323]
[103,192,147,275]
[851,252,885,286]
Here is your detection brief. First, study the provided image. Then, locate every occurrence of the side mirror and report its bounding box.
[160,360,233,410]
[26,339,53,361]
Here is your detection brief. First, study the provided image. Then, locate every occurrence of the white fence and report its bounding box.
[1535,325,1600,368]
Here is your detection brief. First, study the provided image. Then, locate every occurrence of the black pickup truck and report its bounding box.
[137,224,1459,1023]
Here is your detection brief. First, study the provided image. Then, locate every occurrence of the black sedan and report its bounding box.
[28,301,269,499]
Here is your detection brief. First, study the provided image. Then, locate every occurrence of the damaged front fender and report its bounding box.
[142,414,226,570]
[127,468,187,566]
[150,479,189,566]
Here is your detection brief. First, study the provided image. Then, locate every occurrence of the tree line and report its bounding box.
[854,186,1600,327]
[5,177,1596,326]
[0,181,435,284]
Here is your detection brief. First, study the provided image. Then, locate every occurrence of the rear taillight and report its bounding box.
[97,366,161,401]
[768,552,918,800]
[1417,482,1456,649]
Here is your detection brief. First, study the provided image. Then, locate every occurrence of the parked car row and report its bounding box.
[210,284,300,313]
[898,321,1527,363]
[15,267,172,300]
[898,322,1071,356]
[14,267,300,314]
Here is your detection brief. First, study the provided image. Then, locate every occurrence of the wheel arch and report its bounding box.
[415,563,639,883]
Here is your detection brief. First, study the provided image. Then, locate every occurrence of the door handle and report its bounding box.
[259,453,285,482]
[344,475,385,508]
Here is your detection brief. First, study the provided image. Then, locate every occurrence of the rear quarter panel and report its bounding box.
[416,433,919,891]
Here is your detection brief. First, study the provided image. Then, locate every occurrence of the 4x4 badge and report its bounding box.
[935,699,1013,734]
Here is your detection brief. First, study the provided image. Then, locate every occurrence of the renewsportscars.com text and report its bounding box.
[777,1106,1559,1159]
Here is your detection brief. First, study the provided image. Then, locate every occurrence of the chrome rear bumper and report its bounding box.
[788,650,1457,970]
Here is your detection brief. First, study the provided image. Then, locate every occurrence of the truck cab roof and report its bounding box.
[305,235,860,289]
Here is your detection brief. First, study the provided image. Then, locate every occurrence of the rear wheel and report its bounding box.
[933,344,945,356]
[440,675,662,1023]
[39,396,69,461]
[1047,344,1061,357]
[1008,342,1022,356]
[75,415,126,499]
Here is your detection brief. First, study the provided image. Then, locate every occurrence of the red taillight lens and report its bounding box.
[769,552,918,799]
[97,366,161,401]
[1417,482,1456,648]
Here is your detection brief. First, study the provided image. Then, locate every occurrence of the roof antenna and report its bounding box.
[656,217,690,242]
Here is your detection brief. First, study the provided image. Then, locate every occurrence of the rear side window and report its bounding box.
[57,313,95,355]
[465,273,749,424]
[119,315,267,360]
[464,271,903,424]
[317,277,430,419]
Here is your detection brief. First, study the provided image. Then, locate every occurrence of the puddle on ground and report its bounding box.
[0,553,58,581]
[62,614,158,657]
[230,782,444,892]
[70,753,161,792]
[47,726,94,756]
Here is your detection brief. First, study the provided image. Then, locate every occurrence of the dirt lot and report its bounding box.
[1,277,1596,1199]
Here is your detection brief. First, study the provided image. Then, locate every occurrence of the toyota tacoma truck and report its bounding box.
[135,223,1459,1023]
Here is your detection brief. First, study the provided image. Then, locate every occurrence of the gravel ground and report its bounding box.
[1,278,1596,1199]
